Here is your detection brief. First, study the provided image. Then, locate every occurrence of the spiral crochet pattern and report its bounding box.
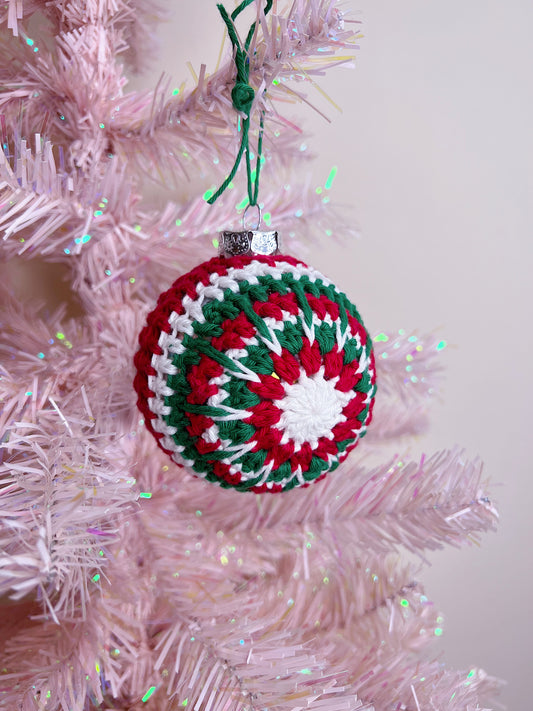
[134,255,376,493]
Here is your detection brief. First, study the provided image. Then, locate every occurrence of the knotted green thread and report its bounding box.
[207,0,272,207]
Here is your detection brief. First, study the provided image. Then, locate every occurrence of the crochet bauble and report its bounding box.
[134,254,376,493]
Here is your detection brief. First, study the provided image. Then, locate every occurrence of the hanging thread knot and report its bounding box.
[232,82,255,115]
[207,0,271,207]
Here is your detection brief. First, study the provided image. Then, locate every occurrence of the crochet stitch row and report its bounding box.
[134,255,376,493]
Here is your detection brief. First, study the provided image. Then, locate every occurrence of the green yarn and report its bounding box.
[271,461,292,483]
[316,323,336,355]
[231,82,255,115]
[343,339,359,363]
[276,322,301,352]
[241,346,274,375]
[207,1,272,207]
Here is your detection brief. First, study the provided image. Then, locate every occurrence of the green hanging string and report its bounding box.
[207,0,272,207]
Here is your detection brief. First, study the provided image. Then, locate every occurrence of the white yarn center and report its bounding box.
[276,369,349,448]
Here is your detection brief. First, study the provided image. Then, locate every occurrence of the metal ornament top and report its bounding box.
[219,204,279,258]
[219,229,279,258]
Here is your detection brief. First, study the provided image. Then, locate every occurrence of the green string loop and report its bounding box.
[207,1,272,208]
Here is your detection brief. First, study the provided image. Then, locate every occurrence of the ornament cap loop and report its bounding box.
[242,203,262,231]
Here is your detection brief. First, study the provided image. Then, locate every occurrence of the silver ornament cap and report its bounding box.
[219,204,279,258]
[219,229,279,257]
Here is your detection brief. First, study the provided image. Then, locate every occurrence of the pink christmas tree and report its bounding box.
[0,1,499,709]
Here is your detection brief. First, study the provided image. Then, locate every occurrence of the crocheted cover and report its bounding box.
[134,255,376,493]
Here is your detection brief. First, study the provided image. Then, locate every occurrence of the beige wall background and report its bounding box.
[136,1,532,708]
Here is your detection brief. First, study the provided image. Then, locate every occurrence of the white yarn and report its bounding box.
[275,367,351,449]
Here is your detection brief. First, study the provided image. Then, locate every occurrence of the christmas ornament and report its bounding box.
[133,0,376,492]
[134,251,376,493]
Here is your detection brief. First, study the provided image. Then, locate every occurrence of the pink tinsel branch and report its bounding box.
[147,448,497,563]
[368,329,446,440]
[0,418,136,619]
[0,0,166,70]
[0,0,358,184]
